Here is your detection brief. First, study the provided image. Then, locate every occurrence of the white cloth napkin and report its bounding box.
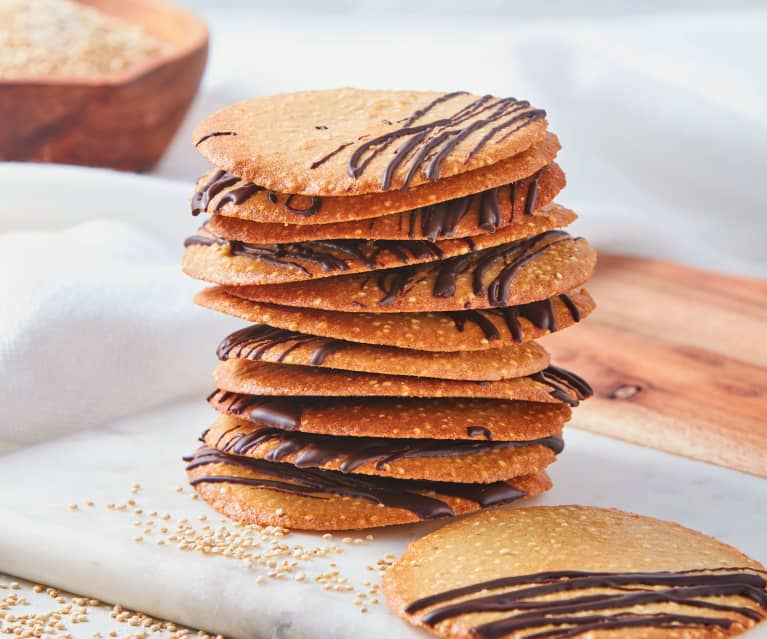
[0,164,239,443]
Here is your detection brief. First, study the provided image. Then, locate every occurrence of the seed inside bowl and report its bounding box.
[0,0,170,79]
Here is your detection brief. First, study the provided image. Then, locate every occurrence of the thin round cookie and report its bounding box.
[203,415,563,483]
[207,165,565,241]
[207,391,572,440]
[183,203,577,287]
[193,143,561,228]
[222,232,596,312]
[192,88,548,195]
[215,324,549,381]
[213,360,593,406]
[195,287,596,352]
[383,506,767,639]
[185,446,552,530]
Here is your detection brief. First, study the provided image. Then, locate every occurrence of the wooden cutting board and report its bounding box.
[541,254,767,478]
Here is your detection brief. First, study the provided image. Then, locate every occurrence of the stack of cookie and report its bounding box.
[182,89,597,531]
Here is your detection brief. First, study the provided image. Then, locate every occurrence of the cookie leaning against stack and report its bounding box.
[181,88,597,530]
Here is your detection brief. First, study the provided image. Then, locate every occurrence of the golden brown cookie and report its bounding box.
[193,88,548,195]
[208,391,572,440]
[194,149,562,229]
[383,506,767,639]
[185,446,552,530]
[196,287,595,352]
[183,203,577,287]
[215,324,548,381]
[213,359,593,406]
[203,415,562,483]
[222,232,596,312]
[207,172,566,241]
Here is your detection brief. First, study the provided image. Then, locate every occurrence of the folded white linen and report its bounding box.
[0,164,239,443]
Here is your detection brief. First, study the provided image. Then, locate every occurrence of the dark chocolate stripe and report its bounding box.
[184,232,446,276]
[310,142,354,170]
[343,92,545,190]
[531,366,593,407]
[447,310,501,341]
[194,130,237,147]
[184,447,527,520]
[191,171,325,218]
[209,390,305,430]
[213,427,563,474]
[214,184,264,211]
[284,194,322,216]
[374,230,571,307]
[216,324,350,366]
[524,168,543,215]
[191,170,239,216]
[404,568,767,639]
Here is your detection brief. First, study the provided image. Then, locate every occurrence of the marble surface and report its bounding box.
[1,401,765,638]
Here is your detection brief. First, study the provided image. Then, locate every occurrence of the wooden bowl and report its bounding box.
[0,0,208,172]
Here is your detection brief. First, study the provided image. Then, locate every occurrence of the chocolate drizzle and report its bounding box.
[345,92,546,190]
[284,194,322,216]
[194,131,237,147]
[208,390,305,430]
[404,568,767,639]
[191,171,325,217]
[217,324,350,366]
[309,142,353,170]
[458,293,579,342]
[447,310,502,341]
[191,170,239,216]
[478,187,501,231]
[184,231,446,276]
[525,169,543,215]
[531,366,593,407]
[403,170,543,241]
[374,230,570,307]
[212,427,563,474]
[184,447,528,520]
[213,184,263,211]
